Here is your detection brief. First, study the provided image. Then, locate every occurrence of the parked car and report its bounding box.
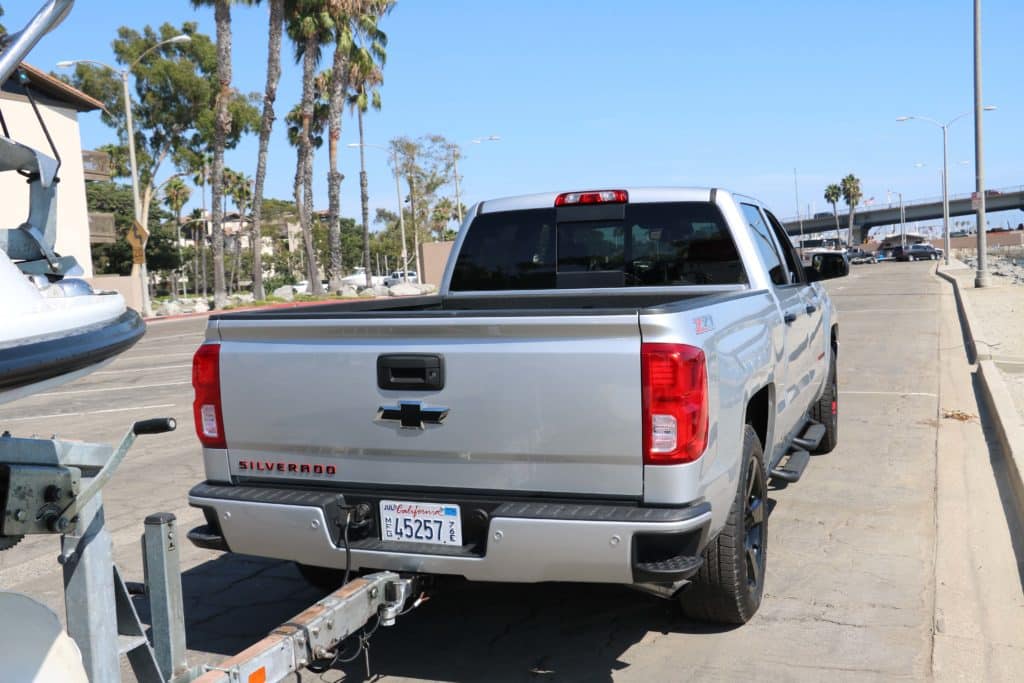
[846,248,877,264]
[188,187,847,626]
[898,244,942,261]
[383,270,418,287]
[875,248,894,262]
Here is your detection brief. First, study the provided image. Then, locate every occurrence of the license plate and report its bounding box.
[379,500,462,546]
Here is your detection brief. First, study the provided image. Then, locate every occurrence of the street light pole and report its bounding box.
[452,148,462,225]
[896,105,995,267]
[392,150,410,281]
[58,34,191,316]
[974,0,990,288]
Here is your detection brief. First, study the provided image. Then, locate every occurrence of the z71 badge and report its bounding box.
[694,315,714,334]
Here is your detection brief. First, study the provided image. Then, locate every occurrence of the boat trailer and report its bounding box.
[0,420,420,682]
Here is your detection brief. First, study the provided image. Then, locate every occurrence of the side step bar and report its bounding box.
[792,422,825,451]
[771,448,811,483]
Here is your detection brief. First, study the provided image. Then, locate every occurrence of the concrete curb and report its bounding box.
[935,263,977,362]
[935,263,1024,524]
[977,360,1024,524]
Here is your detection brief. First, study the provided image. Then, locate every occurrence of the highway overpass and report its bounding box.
[782,186,1024,244]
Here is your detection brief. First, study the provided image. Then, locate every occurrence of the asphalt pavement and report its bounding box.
[1,262,1022,681]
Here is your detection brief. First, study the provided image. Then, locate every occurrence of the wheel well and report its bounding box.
[831,323,838,350]
[745,385,772,449]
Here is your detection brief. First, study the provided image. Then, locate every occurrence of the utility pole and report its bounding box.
[973,0,990,287]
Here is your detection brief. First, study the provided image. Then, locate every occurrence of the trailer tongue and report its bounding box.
[0,417,422,682]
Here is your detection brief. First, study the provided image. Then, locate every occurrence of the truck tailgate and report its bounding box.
[213,314,643,497]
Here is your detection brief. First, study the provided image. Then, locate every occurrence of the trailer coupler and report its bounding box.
[195,571,418,682]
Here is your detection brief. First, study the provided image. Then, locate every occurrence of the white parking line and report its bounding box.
[0,403,177,423]
[115,352,196,362]
[840,390,939,398]
[93,364,191,376]
[32,381,191,397]
[838,309,938,314]
[137,332,205,344]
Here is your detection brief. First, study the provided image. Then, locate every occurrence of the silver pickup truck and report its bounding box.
[188,187,846,624]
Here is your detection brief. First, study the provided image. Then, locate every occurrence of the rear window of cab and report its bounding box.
[450,202,748,291]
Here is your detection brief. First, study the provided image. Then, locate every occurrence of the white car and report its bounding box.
[383,271,418,287]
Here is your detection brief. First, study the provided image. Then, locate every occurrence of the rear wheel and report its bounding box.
[679,425,767,624]
[810,346,838,453]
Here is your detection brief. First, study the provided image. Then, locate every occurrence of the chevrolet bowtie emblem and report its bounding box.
[376,401,449,430]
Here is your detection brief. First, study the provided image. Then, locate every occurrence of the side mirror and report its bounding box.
[807,252,849,281]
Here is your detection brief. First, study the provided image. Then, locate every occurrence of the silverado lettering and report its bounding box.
[237,460,336,475]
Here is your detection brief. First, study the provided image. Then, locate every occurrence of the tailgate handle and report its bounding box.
[377,354,444,391]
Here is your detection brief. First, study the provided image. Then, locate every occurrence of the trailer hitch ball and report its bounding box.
[378,578,412,627]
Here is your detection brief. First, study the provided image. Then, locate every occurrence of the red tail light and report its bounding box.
[192,343,226,448]
[641,343,708,464]
[554,189,628,206]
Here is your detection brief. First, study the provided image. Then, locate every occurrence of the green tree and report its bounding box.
[286,0,336,295]
[224,167,253,292]
[345,7,389,287]
[189,1,256,309]
[87,181,172,276]
[0,4,7,40]
[66,21,257,306]
[249,0,285,301]
[824,183,842,239]
[840,174,863,246]
[389,134,454,276]
[163,177,191,295]
[320,1,392,288]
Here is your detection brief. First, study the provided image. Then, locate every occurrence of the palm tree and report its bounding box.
[824,183,841,238]
[187,157,212,297]
[285,84,329,280]
[286,0,336,295]
[345,12,388,287]
[224,168,252,293]
[163,177,192,296]
[191,0,257,309]
[249,0,285,301]
[840,174,863,247]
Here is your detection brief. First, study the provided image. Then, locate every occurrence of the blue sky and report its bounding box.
[6,0,1024,232]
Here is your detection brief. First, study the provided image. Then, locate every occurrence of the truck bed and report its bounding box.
[212,286,750,321]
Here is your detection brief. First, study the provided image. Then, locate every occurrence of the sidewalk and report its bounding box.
[937,258,1024,541]
[939,259,1024,428]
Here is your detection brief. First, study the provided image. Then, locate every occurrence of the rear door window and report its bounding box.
[450,202,748,291]
[740,204,789,286]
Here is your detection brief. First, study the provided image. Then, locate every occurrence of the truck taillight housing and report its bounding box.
[192,343,226,448]
[641,343,708,464]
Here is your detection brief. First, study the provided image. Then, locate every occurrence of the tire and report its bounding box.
[679,425,768,625]
[810,345,838,453]
[908,255,915,262]
[296,563,347,592]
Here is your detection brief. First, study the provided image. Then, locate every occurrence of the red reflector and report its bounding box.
[554,189,628,206]
[192,343,226,449]
[641,343,708,465]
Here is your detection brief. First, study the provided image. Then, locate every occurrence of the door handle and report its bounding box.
[806,304,817,315]
[784,312,797,324]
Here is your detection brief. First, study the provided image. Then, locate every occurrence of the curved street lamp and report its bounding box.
[896,105,996,265]
[451,135,500,224]
[57,34,192,316]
